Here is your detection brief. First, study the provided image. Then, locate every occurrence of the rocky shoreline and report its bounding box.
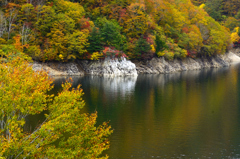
[133,52,240,74]
[32,61,85,76]
[31,49,240,76]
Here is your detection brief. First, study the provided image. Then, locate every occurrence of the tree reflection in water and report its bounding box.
[45,64,240,158]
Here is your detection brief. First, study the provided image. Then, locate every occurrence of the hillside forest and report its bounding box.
[0,0,240,62]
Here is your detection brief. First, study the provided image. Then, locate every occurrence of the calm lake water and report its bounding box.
[51,64,240,158]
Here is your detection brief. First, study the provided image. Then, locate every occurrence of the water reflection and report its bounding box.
[86,76,137,98]
[52,75,137,98]
[136,67,231,89]
[114,66,240,158]
[49,64,240,158]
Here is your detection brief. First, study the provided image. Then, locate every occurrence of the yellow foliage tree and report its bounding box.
[54,0,85,22]
[188,25,203,52]
[231,27,240,43]
[123,3,148,38]
[0,56,112,158]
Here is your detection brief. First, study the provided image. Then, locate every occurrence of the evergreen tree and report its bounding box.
[134,38,151,58]
[155,35,168,53]
[204,0,223,21]
[101,20,123,50]
[87,27,104,53]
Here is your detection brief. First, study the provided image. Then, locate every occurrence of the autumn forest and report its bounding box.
[0,0,240,62]
[2,0,240,158]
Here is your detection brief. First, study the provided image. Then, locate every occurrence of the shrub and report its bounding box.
[164,50,174,60]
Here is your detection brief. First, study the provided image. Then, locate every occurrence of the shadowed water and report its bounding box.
[50,64,240,158]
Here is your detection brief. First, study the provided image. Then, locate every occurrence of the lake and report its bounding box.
[52,64,240,158]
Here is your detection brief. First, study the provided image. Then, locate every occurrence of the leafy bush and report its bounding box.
[90,52,103,60]
[156,51,165,57]
[164,50,174,60]
[174,47,187,58]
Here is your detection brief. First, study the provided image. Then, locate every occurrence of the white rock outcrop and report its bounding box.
[227,52,240,63]
[79,57,138,76]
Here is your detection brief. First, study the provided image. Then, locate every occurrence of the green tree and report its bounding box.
[204,0,223,21]
[100,20,124,50]
[155,34,168,54]
[224,17,239,31]
[0,56,112,158]
[178,33,190,49]
[236,10,240,19]
[87,27,104,53]
[134,38,151,58]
